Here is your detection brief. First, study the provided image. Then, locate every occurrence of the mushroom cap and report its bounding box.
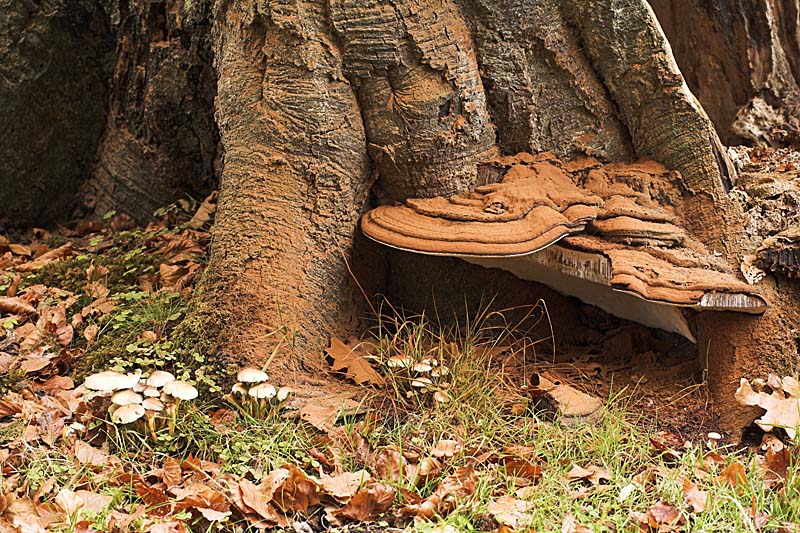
[237,367,269,383]
[111,389,144,406]
[231,383,248,395]
[142,397,165,412]
[163,380,198,400]
[386,355,413,369]
[276,386,294,402]
[132,382,146,393]
[411,377,433,388]
[111,403,145,424]
[434,390,449,403]
[85,370,141,391]
[143,386,161,398]
[248,383,277,399]
[146,370,175,388]
[412,362,433,373]
[431,366,449,378]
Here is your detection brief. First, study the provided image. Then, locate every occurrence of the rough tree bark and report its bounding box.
[80,0,219,222]
[649,0,800,146]
[0,0,114,228]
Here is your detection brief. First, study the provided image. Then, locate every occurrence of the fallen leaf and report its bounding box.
[566,464,610,486]
[74,441,108,466]
[162,457,183,488]
[320,470,371,503]
[236,478,281,522]
[326,337,386,386]
[271,465,321,513]
[333,483,395,523]
[188,192,218,229]
[682,478,708,513]
[299,393,364,432]
[648,501,683,526]
[562,513,592,533]
[84,324,99,344]
[432,439,462,459]
[736,376,800,440]
[14,242,73,272]
[718,461,747,491]
[0,297,35,315]
[487,496,533,530]
[55,489,112,516]
[762,433,790,485]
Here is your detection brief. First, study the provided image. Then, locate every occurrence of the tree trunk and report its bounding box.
[202,0,371,372]
[0,0,114,228]
[4,0,799,430]
[79,0,219,222]
[181,0,800,424]
[648,0,800,147]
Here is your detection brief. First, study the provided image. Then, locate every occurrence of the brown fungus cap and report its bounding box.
[111,389,144,406]
[248,383,277,400]
[142,397,165,412]
[362,152,766,340]
[362,153,601,257]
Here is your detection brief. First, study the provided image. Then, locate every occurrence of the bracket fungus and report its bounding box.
[362,153,767,341]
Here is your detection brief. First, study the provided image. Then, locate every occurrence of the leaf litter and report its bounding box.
[1,196,800,531]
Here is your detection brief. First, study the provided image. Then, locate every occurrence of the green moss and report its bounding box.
[0,369,25,395]
[25,238,162,295]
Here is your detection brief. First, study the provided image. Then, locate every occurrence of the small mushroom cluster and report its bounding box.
[384,355,450,404]
[228,368,293,418]
[83,369,198,440]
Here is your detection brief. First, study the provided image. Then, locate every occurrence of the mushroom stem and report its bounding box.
[144,412,159,442]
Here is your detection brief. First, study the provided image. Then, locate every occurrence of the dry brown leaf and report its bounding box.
[372,447,410,484]
[487,496,533,530]
[237,478,281,522]
[682,478,708,513]
[401,465,478,519]
[188,192,218,229]
[566,464,610,486]
[162,457,184,488]
[763,433,790,485]
[299,393,363,432]
[432,439,462,459]
[633,500,685,530]
[736,376,800,440]
[333,483,395,523]
[320,470,372,503]
[0,297,35,316]
[74,441,108,466]
[499,456,542,484]
[648,500,684,526]
[14,242,73,272]
[718,461,747,490]
[271,464,321,513]
[55,489,112,516]
[81,297,116,318]
[84,324,99,344]
[326,337,386,386]
[8,243,32,257]
[561,513,592,533]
